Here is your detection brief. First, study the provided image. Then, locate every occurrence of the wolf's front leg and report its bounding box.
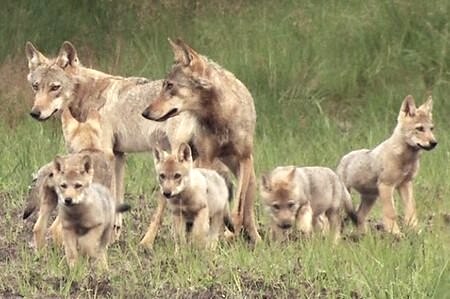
[398,180,418,229]
[113,152,126,239]
[378,183,401,235]
[63,229,78,268]
[140,195,167,249]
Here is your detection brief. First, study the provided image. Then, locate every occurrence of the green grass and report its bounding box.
[0,0,449,297]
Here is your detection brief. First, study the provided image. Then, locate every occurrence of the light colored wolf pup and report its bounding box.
[337,95,437,235]
[23,108,114,249]
[152,143,234,249]
[260,166,356,242]
[53,154,129,268]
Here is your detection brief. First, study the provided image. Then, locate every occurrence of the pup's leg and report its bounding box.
[356,193,377,233]
[326,209,341,243]
[172,213,186,252]
[62,229,78,268]
[191,207,209,248]
[140,195,167,249]
[33,197,57,250]
[113,152,126,239]
[80,225,108,270]
[49,215,63,246]
[296,204,313,236]
[313,214,329,234]
[398,180,418,229]
[378,183,400,235]
[208,211,222,250]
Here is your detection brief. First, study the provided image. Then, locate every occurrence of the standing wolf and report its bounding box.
[142,39,260,244]
[25,41,196,236]
[337,95,437,235]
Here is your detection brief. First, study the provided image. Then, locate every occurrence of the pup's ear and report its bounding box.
[53,156,64,173]
[153,147,166,164]
[25,41,48,71]
[260,173,272,193]
[419,95,433,116]
[177,143,193,163]
[81,155,93,174]
[286,166,296,182]
[56,41,80,69]
[399,95,416,119]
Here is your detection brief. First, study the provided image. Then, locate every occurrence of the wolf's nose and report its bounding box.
[141,110,150,119]
[279,223,292,230]
[65,197,73,205]
[163,191,172,198]
[30,110,41,119]
[430,141,438,149]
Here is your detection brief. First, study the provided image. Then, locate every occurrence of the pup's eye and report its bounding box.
[159,173,166,180]
[32,82,39,91]
[50,84,61,91]
[288,203,295,209]
[416,126,425,132]
[174,173,181,179]
[74,183,82,189]
[430,126,434,131]
[272,204,280,210]
[60,183,67,189]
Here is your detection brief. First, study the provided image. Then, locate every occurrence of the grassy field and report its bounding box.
[0,0,449,297]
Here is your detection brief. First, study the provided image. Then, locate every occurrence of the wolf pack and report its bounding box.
[22,39,437,269]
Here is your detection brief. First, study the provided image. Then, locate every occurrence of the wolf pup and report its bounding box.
[23,109,114,249]
[337,95,437,235]
[53,154,129,268]
[142,39,260,244]
[152,142,234,249]
[260,166,356,242]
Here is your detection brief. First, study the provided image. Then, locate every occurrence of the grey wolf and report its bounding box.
[23,108,114,249]
[25,41,196,237]
[337,95,437,235]
[141,39,260,244]
[52,154,129,268]
[260,166,356,242]
[151,142,233,249]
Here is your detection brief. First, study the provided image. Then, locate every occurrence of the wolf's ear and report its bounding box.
[177,143,193,163]
[193,77,213,90]
[260,173,272,193]
[53,156,64,173]
[399,95,416,119]
[81,155,93,174]
[419,95,433,115]
[168,38,204,71]
[25,41,48,71]
[56,41,80,69]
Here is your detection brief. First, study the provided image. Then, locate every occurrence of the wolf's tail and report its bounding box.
[342,187,358,225]
[223,209,235,233]
[116,203,132,213]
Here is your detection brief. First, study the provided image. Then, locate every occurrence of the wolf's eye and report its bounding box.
[32,82,39,91]
[430,126,434,131]
[174,173,181,179]
[165,82,174,90]
[50,84,61,91]
[74,183,82,189]
[159,173,166,180]
[416,126,425,132]
[60,183,67,189]
[287,203,295,209]
[272,204,280,210]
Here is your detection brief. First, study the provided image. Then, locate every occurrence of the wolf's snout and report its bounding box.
[429,140,438,149]
[30,109,41,119]
[141,108,151,120]
[163,191,172,198]
[64,197,73,205]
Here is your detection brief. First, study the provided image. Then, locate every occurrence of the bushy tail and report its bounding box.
[342,187,358,225]
[116,203,131,213]
[223,210,235,233]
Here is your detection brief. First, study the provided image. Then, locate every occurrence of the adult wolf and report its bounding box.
[142,39,261,244]
[25,41,196,236]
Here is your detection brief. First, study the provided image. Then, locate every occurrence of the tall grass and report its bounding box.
[0,0,449,297]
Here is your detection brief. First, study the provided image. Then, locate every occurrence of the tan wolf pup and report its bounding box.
[23,109,114,249]
[260,166,357,242]
[25,41,196,237]
[52,154,130,268]
[337,95,437,235]
[142,39,260,244]
[153,142,234,249]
